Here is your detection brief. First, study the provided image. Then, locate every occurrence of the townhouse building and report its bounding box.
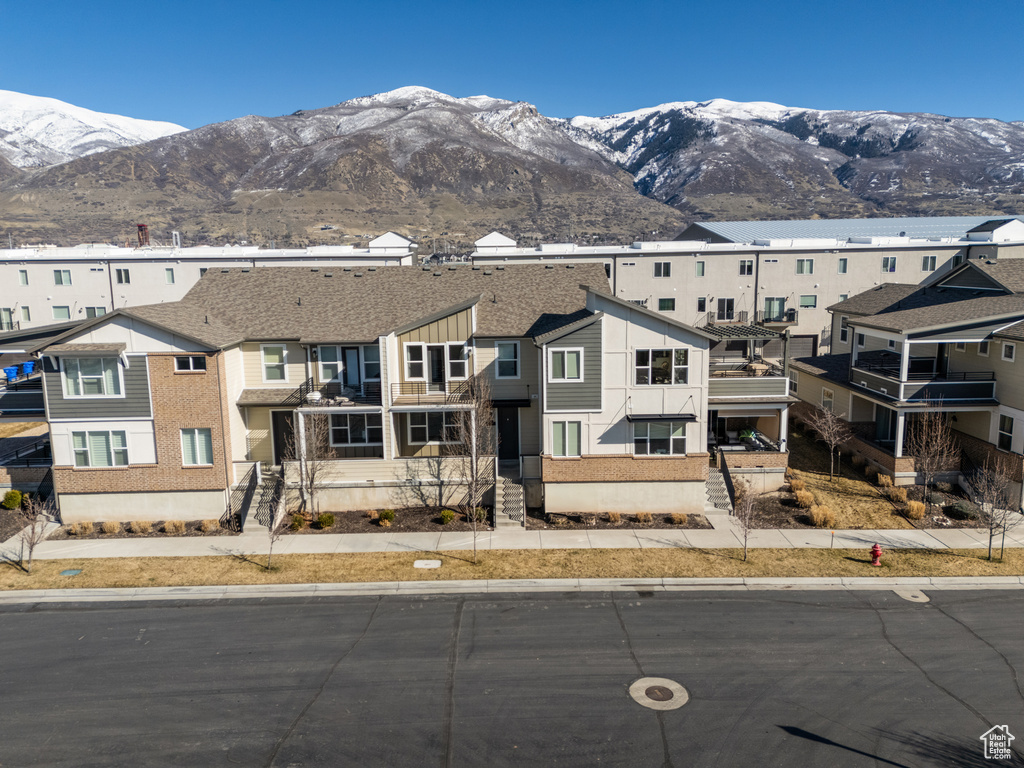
[472,216,1024,358]
[0,232,417,331]
[29,263,793,523]
[790,258,1024,507]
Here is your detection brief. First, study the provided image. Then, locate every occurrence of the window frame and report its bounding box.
[653,261,671,278]
[954,341,966,352]
[695,261,705,277]
[62,357,124,398]
[632,421,687,456]
[18,269,28,286]
[799,295,817,309]
[739,259,753,276]
[839,316,849,345]
[882,256,897,273]
[180,428,214,466]
[408,411,460,445]
[634,348,689,386]
[1003,343,1015,363]
[821,387,834,412]
[978,341,990,357]
[174,355,207,373]
[551,420,582,457]
[856,333,865,348]
[72,430,128,468]
[362,344,381,381]
[495,340,520,379]
[696,297,707,313]
[922,255,937,272]
[20,306,30,323]
[164,267,175,285]
[658,297,676,312]
[115,268,131,284]
[330,412,383,446]
[837,257,848,274]
[318,344,341,382]
[548,348,583,383]
[795,258,814,275]
[447,343,469,381]
[999,415,1014,452]
[404,342,425,381]
[53,269,72,286]
[261,343,289,383]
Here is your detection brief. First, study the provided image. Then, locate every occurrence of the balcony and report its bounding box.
[850,360,996,403]
[391,380,474,407]
[708,358,789,401]
[702,310,749,325]
[755,309,799,326]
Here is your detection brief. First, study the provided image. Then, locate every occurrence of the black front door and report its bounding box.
[497,407,519,461]
[271,411,294,465]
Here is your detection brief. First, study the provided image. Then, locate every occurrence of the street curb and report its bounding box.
[1,576,1023,604]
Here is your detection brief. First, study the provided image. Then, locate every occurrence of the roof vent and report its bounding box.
[368,267,377,271]
[343,267,352,272]
[483,270,493,275]
[472,266,481,270]
[433,272,442,276]
[422,266,431,271]
[545,265,554,269]
[311,268,320,272]
[354,272,363,277]
[496,265,505,270]
[241,268,250,272]
[324,272,333,277]
[221,268,230,273]
[565,264,575,269]
[448,266,457,271]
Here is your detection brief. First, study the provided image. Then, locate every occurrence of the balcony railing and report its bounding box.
[703,310,749,325]
[391,380,474,405]
[853,361,995,383]
[709,357,784,377]
[755,309,799,325]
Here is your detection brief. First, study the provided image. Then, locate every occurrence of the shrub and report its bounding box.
[670,512,688,525]
[789,478,806,493]
[2,489,22,510]
[315,513,335,529]
[70,521,93,536]
[607,511,621,524]
[794,490,815,509]
[885,486,908,504]
[732,480,748,503]
[947,500,979,521]
[936,481,954,493]
[470,507,487,523]
[809,505,836,528]
[877,474,893,488]
[128,520,151,534]
[440,509,456,525]
[636,511,653,524]
[366,510,380,522]
[163,519,186,534]
[289,514,306,531]
[100,520,121,535]
[379,518,392,528]
[927,492,945,506]
[906,500,926,520]
[378,509,395,524]
[864,463,875,477]
[199,519,220,533]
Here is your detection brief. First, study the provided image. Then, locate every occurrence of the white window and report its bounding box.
[53,269,71,286]
[635,349,688,385]
[362,345,381,381]
[72,430,128,467]
[409,411,459,444]
[654,262,671,278]
[796,259,813,275]
[922,255,937,272]
[695,261,705,277]
[548,349,582,382]
[0,308,12,331]
[175,356,207,372]
[952,253,965,267]
[799,295,817,309]
[18,269,28,286]
[1003,343,1015,362]
[839,316,849,345]
[63,357,122,397]
[999,415,1014,451]
[20,306,30,323]
[405,343,425,380]
[495,341,519,378]
[448,343,468,380]
[318,345,341,381]
[837,258,848,274]
[331,413,383,445]
[181,428,213,466]
[658,298,675,312]
[115,268,130,284]
[822,388,834,412]
[978,341,989,357]
[261,344,287,382]
[882,256,897,273]
[165,268,175,284]
[552,421,581,457]
[739,259,753,276]
[633,422,686,456]
[789,370,798,395]
[85,307,106,318]
[52,306,71,320]
[954,342,966,352]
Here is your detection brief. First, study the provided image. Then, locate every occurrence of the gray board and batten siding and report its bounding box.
[43,355,152,419]
[545,319,602,411]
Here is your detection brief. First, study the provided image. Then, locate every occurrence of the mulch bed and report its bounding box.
[0,507,25,542]
[48,520,237,540]
[287,506,489,534]
[526,510,713,531]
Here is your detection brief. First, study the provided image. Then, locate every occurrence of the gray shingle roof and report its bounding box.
[681,216,1010,243]
[114,263,611,347]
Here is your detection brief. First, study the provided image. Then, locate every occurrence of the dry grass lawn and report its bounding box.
[2,547,1022,591]
[0,421,45,440]
[788,431,911,530]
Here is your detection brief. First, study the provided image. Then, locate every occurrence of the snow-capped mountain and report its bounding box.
[0,90,185,167]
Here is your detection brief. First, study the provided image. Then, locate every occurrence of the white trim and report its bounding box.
[1003,342,1016,362]
[318,344,342,382]
[495,340,520,379]
[403,341,426,381]
[180,427,214,466]
[260,343,289,384]
[60,356,126,400]
[550,419,582,457]
[329,412,384,448]
[547,347,584,383]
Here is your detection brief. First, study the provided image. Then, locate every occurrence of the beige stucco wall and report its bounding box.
[58,490,226,522]
[544,480,706,515]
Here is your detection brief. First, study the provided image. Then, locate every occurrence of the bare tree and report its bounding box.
[18,495,55,574]
[289,407,333,522]
[732,481,756,562]
[445,374,496,564]
[905,409,958,503]
[266,495,286,571]
[970,456,1018,561]
[804,406,852,482]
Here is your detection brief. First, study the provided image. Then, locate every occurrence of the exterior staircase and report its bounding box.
[704,464,734,514]
[243,473,284,533]
[494,460,526,528]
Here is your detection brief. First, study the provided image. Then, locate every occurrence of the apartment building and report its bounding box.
[0,232,417,331]
[790,257,1024,506]
[472,216,1024,358]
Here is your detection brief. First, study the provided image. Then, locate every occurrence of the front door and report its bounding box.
[271,410,294,465]
[497,407,519,461]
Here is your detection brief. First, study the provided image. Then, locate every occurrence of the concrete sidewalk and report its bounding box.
[3,513,1022,561]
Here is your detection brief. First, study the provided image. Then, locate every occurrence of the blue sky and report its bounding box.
[3,0,1023,128]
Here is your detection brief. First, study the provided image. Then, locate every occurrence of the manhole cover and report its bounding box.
[629,677,689,711]
[645,686,674,701]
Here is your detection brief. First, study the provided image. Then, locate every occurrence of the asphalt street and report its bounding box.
[2,590,1022,767]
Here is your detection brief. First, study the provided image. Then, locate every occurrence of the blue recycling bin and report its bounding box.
[2,366,18,383]
[21,360,35,376]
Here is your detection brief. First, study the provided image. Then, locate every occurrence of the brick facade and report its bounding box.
[0,466,48,490]
[53,353,231,495]
[955,429,1024,483]
[721,451,789,470]
[542,454,709,483]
